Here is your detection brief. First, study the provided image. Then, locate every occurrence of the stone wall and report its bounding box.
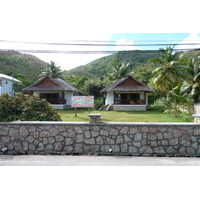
[0,121,200,156]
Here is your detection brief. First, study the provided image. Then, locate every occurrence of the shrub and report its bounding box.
[94,98,104,110]
[0,92,61,122]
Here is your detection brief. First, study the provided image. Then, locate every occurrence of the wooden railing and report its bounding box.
[46,98,66,104]
[115,99,145,105]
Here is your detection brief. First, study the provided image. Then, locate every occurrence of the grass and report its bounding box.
[57,107,194,123]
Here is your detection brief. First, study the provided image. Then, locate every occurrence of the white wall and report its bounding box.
[0,79,14,96]
[106,92,114,104]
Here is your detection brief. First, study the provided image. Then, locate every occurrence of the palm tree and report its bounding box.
[163,84,185,117]
[40,61,63,78]
[181,57,200,102]
[107,53,129,81]
[148,46,183,95]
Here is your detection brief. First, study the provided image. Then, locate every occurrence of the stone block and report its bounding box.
[147,133,157,141]
[120,127,129,134]
[187,147,195,154]
[74,126,83,134]
[29,144,35,151]
[19,126,29,136]
[169,138,179,146]
[100,129,109,136]
[106,137,115,144]
[116,136,124,144]
[26,136,34,143]
[1,136,10,143]
[132,142,142,148]
[121,144,128,152]
[166,147,177,154]
[59,126,66,131]
[150,141,158,147]
[179,146,186,154]
[68,130,75,138]
[129,146,138,153]
[65,138,74,145]
[29,126,36,132]
[164,132,173,139]
[139,146,153,154]
[50,128,59,136]
[158,127,168,133]
[55,142,62,151]
[75,134,83,143]
[141,127,149,133]
[153,147,165,154]
[9,128,18,136]
[157,133,163,140]
[134,133,142,141]
[55,135,64,142]
[14,141,22,151]
[40,131,50,138]
[74,144,83,153]
[130,127,139,134]
[110,128,118,136]
[84,138,95,145]
[84,131,91,139]
[91,131,99,137]
[96,136,104,144]
[46,144,54,151]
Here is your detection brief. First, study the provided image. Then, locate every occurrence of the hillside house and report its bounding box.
[100,75,155,111]
[22,76,83,109]
[0,73,21,96]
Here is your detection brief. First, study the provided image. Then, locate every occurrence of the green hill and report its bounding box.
[0,50,47,82]
[67,50,163,78]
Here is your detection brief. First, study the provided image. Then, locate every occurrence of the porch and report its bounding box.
[114,92,146,105]
[39,93,66,104]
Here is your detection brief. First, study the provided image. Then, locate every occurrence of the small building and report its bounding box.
[100,75,155,111]
[22,76,83,109]
[0,73,21,96]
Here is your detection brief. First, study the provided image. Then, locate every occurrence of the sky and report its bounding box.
[1,0,200,71]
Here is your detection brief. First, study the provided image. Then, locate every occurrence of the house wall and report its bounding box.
[1,121,200,157]
[0,79,14,96]
[106,92,114,104]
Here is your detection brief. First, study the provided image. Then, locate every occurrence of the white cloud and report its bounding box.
[176,33,200,51]
[114,39,140,52]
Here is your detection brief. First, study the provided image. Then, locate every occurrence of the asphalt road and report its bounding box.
[1,155,200,166]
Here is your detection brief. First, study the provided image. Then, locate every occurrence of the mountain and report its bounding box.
[0,50,47,82]
[67,50,163,78]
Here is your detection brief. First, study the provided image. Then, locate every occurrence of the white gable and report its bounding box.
[0,73,21,83]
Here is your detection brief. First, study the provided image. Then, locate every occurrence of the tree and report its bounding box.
[107,53,129,81]
[132,63,156,85]
[39,61,63,78]
[163,84,185,117]
[180,57,200,102]
[148,46,183,95]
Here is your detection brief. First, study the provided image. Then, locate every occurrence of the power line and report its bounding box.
[1,48,199,54]
[1,39,200,47]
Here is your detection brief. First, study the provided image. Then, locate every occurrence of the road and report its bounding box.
[1,155,200,166]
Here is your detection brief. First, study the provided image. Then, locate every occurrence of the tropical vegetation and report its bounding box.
[1,47,200,120]
[0,92,61,122]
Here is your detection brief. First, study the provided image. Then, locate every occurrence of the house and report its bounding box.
[22,76,83,109]
[0,73,21,96]
[100,75,155,111]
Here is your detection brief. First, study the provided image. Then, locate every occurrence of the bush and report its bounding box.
[94,98,104,110]
[0,92,62,122]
